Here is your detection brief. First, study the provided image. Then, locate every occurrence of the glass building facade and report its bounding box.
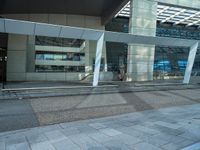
[35,36,86,73]
[105,17,200,79]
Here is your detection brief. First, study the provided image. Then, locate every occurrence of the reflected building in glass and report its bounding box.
[105,17,200,80]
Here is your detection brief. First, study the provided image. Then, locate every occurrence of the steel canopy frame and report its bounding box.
[0,18,199,86]
[116,2,200,27]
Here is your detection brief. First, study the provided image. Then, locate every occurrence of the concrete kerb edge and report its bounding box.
[0,85,200,101]
[1,84,118,92]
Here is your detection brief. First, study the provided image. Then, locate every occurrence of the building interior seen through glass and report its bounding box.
[34,19,200,79]
[105,17,200,79]
[35,36,86,72]
[154,47,189,79]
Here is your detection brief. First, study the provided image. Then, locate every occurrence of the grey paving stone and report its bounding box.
[61,127,80,136]
[181,142,200,150]
[190,119,200,125]
[99,128,122,136]
[77,125,98,134]
[9,142,30,150]
[133,142,162,150]
[5,144,16,150]
[116,120,136,127]
[87,132,112,143]
[69,134,107,150]
[142,135,170,147]
[102,120,124,129]
[131,125,161,135]
[117,126,152,138]
[103,139,133,150]
[112,134,141,146]
[152,134,186,144]
[177,139,196,147]
[125,119,142,126]
[30,141,56,150]
[179,129,200,141]
[0,102,200,150]
[150,124,183,136]
[52,139,81,150]
[154,121,182,129]
[44,130,68,143]
[88,123,107,129]
[26,133,48,144]
[5,136,27,145]
[162,139,196,150]
[161,143,181,150]
[0,141,5,150]
[179,121,200,131]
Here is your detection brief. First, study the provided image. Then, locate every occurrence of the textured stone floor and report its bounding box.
[0,103,200,150]
[1,88,200,132]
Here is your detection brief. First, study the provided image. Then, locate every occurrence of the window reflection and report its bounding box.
[35,65,85,72]
[35,36,84,47]
[154,46,190,78]
[35,36,86,73]
[35,52,85,61]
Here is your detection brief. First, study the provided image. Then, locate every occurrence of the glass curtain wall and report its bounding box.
[105,17,200,81]
[35,36,86,73]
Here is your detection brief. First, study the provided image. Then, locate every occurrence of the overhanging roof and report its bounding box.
[0,18,198,85]
[1,0,200,26]
[0,0,128,25]
[0,18,198,48]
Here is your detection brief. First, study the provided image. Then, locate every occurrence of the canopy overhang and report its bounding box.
[0,18,198,47]
[0,18,199,85]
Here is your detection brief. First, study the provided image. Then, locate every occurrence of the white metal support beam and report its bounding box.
[174,12,200,25]
[157,0,200,11]
[161,9,186,24]
[183,42,199,84]
[116,2,200,26]
[157,6,169,15]
[93,33,105,87]
[187,20,200,27]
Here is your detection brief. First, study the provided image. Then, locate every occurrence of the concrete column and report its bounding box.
[85,40,96,74]
[127,0,157,81]
[7,34,27,81]
[26,36,35,72]
[103,43,108,72]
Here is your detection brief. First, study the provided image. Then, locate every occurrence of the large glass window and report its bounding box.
[35,54,44,60]
[44,54,54,60]
[54,54,63,61]
[34,36,86,73]
[35,65,85,72]
[35,36,84,47]
[106,17,200,79]
[35,51,85,62]
[154,46,189,78]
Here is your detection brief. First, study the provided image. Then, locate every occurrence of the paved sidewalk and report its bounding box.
[0,104,200,150]
[1,88,200,132]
